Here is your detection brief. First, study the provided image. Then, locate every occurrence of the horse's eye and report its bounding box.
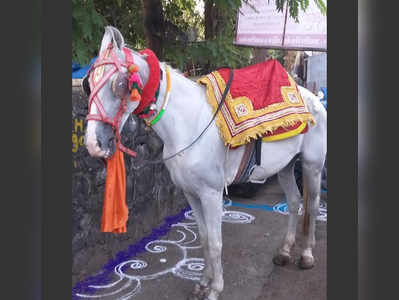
[111,72,129,99]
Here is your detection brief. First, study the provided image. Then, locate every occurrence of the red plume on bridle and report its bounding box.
[133,49,161,117]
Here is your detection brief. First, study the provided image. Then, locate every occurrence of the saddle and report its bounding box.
[198,59,315,148]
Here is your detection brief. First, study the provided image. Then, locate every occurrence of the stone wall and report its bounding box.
[72,82,187,286]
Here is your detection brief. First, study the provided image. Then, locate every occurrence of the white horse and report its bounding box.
[85,27,327,300]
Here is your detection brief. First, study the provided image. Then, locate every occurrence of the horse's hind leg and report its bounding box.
[298,161,323,269]
[273,158,301,266]
[184,192,213,300]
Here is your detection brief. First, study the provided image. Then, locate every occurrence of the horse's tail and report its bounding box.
[298,86,327,236]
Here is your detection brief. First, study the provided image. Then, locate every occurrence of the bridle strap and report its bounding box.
[118,143,137,157]
[123,47,133,65]
[85,44,137,157]
[88,65,117,104]
[86,64,118,125]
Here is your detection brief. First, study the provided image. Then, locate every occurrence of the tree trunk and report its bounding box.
[204,0,225,40]
[204,0,227,72]
[205,0,215,40]
[141,0,165,58]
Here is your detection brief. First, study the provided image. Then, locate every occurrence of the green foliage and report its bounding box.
[269,49,286,65]
[94,0,146,49]
[313,0,327,15]
[161,0,253,73]
[72,0,146,65]
[182,36,253,73]
[72,0,324,71]
[275,0,326,22]
[163,0,202,33]
[72,0,106,65]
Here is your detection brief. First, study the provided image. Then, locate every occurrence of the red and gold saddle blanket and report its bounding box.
[198,59,315,148]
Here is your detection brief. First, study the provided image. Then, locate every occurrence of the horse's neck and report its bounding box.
[151,68,212,155]
[128,48,213,154]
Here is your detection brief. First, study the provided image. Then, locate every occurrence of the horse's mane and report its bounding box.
[160,62,184,76]
[122,42,197,86]
[161,62,202,88]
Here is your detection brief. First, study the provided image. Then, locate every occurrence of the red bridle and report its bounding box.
[85,43,137,157]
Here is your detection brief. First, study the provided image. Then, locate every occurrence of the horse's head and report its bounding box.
[84,26,148,159]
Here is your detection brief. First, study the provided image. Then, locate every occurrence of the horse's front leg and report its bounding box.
[184,193,213,300]
[200,188,224,300]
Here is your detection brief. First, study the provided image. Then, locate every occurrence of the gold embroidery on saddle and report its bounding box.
[198,65,315,148]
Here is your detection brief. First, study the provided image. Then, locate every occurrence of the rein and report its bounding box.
[134,68,234,168]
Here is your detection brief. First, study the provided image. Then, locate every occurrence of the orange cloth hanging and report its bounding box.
[101,147,128,233]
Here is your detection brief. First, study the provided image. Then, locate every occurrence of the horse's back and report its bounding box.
[225,86,327,184]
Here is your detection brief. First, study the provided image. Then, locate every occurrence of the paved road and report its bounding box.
[75,177,327,300]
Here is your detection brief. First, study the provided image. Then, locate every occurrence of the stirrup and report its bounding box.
[248,165,267,184]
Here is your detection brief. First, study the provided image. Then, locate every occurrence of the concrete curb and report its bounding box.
[72,79,82,87]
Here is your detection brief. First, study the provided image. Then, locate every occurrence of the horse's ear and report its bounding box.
[109,26,125,51]
[82,73,91,96]
[99,26,125,56]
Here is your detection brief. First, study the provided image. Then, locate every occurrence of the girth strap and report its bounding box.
[255,136,262,165]
[232,138,262,185]
[233,142,256,184]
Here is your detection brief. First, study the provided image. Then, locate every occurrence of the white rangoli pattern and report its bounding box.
[75,199,327,299]
[75,208,255,299]
[273,200,327,222]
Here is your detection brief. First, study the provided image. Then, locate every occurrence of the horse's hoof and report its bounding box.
[188,283,209,300]
[187,293,200,300]
[273,253,290,266]
[204,289,219,300]
[193,284,202,295]
[298,255,314,269]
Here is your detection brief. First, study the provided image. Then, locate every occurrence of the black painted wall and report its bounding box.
[72,84,186,286]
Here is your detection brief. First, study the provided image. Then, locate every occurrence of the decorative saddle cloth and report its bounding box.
[198,59,315,148]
